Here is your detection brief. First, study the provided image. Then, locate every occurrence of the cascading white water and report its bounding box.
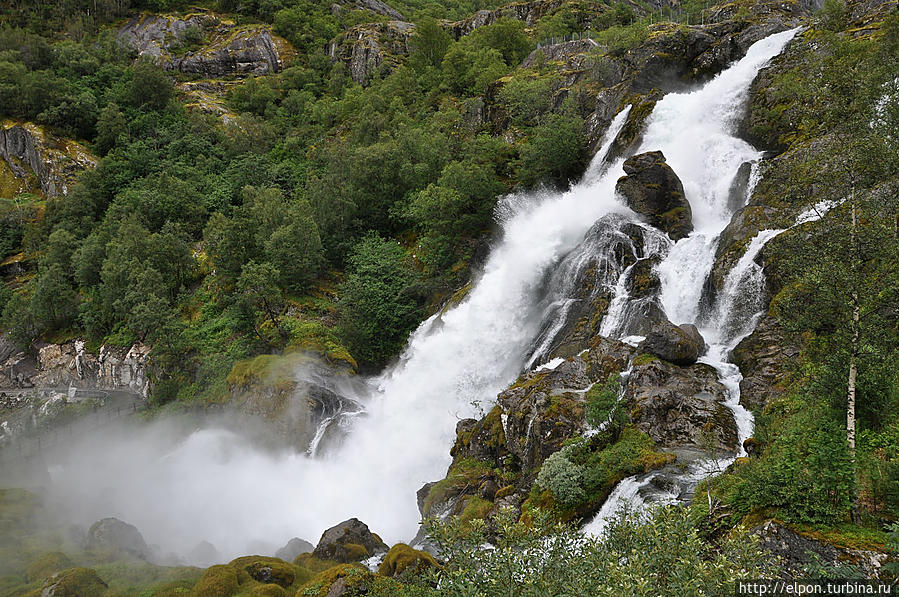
[37,28,800,561]
[583,28,800,537]
[39,102,635,562]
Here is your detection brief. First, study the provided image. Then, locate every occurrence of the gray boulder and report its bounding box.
[625,358,738,453]
[275,537,314,562]
[313,518,388,563]
[616,151,693,241]
[87,517,150,560]
[638,321,707,366]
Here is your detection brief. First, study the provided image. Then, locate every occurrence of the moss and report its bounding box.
[494,485,515,500]
[227,557,296,588]
[295,564,368,597]
[423,458,494,515]
[192,565,239,597]
[291,555,339,575]
[377,544,439,578]
[459,496,494,525]
[26,552,74,583]
[40,567,108,597]
[247,583,287,597]
[632,353,658,366]
[340,543,369,562]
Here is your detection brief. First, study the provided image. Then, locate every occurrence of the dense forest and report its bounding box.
[0,0,898,593]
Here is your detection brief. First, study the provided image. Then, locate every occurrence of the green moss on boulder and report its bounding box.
[377,544,439,578]
[191,564,239,597]
[40,567,108,597]
[26,552,74,582]
[228,556,296,588]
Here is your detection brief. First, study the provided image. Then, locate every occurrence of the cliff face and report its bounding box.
[0,123,97,198]
[117,13,295,77]
[0,337,151,397]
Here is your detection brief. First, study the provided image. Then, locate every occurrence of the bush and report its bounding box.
[536,449,586,507]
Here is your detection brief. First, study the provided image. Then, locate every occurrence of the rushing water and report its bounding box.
[33,28,800,562]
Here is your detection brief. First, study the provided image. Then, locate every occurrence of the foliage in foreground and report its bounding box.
[370,506,776,597]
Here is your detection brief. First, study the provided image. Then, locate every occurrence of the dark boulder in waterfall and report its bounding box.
[616,151,693,241]
[87,517,150,560]
[638,321,707,366]
[624,358,738,453]
[313,518,388,563]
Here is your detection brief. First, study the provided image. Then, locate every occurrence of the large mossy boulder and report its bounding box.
[228,556,296,588]
[297,563,400,597]
[312,519,387,563]
[191,564,240,597]
[637,321,707,366]
[87,517,150,560]
[624,357,738,453]
[377,543,439,578]
[616,151,693,241]
[38,567,108,597]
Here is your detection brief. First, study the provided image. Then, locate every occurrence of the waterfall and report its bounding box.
[38,28,800,561]
[581,27,801,537]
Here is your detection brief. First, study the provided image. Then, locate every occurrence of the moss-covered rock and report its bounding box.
[192,564,240,597]
[228,556,296,588]
[39,567,108,597]
[312,519,388,563]
[376,543,439,578]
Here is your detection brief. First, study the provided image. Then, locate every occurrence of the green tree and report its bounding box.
[127,60,172,110]
[338,235,422,366]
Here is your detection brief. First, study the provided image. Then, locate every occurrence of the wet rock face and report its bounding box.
[117,14,290,76]
[313,518,388,563]
[638,321,707,366]
[0,123,97,198]
[625,358,738,453]
[753,520,889,579]
[616,151,693,241]
[500,337,635,473]
[731,314,798,409]
[87,517,150,560]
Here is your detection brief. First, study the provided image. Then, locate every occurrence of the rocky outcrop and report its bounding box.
[0,123,97,198]
[419,336,636,526]
[275,537,314,562]
[624,357,738,453]
[616,151,693,240]
[521,38,599,69]
[0,338,151,397]
[313,518,388,563]
[637,321,707,366]
[117,13,293,76]
[451,0,567,37]
[328,21,414,84]
[226,352,362,453]
[39,568,108,597]
[753,520,890,578]
[731,314,798,409]
[87,517,150,560]
[351,0,404,20]
[500,337,635,473]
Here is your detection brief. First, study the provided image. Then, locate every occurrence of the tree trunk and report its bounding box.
[848,195,860,523]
